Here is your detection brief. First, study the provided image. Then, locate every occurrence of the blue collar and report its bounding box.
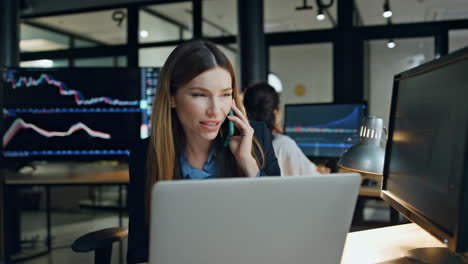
[180,148,217,179]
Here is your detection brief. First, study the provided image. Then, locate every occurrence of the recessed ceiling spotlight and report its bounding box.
[140,30,149,38]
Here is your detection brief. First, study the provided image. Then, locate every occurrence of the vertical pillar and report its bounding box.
[127,6,139,67]
[238,0,267,90]
[0,0,20,261]
[333,0,364,103]
[0,0,20,67]
[193,0,202,38]
[435,28,448,58]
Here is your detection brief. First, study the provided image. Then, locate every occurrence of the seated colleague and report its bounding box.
[243,82,328,176]
[127,40,281,264]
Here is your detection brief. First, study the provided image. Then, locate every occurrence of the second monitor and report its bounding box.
[284,103,366,158]
[0,67,159,160]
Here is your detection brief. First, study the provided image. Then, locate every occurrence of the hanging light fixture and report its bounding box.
[314,0,335,24]
[383,0,392,18]
[316,8,325,20]
[387,39,396,48]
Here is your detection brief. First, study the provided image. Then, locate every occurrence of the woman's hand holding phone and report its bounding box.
[226,100,259,177]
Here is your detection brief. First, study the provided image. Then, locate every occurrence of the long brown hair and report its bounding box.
[145,40,265,220]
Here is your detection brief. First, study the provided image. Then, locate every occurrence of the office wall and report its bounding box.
[267,39,439,129]
[449,29,468,52]
[269,43,334,112]
[139,45,238,74]
[367,37,435,126]
[139,45,239,87]
[139,46,176,67]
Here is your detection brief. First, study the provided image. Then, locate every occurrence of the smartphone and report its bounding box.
[223,110,235,147]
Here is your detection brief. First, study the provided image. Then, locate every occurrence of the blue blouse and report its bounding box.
[180,149,261,179]
[180,149,218,179]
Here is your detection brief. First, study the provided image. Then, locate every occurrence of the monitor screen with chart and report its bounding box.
[283,103,366,158]
[0,67,159,160]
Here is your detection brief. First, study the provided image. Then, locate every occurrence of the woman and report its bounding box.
[243,82,327,177]
[127,40,280,263]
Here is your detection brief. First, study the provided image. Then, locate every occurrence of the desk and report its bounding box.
[337,168,400,226]
[2,163,129,263]
[341,223,445,263]
[338,167,382,196]
[4,163,128,185]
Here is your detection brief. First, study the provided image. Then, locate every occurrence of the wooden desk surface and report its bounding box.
[3,163,129,185]
[359,186,381,197]
[341,223,445,264]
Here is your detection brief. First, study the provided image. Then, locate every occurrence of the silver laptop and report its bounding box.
[149,173,361,264]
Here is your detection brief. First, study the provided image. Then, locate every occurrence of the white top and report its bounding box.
[272,133,320,176]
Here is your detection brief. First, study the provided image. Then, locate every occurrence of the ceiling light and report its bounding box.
[383,10,392,18]
[383,0,392,18]
[140,30,149,38]
[316,9,326,21]
[387,39,396,49]
[20,59,54,68]
[19,39,68,52]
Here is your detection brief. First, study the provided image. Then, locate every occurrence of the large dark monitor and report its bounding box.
[381,47,468,263]
[0,67,159,161]
[283,103,366,158]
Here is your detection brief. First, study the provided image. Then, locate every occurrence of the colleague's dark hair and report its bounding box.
[243,82,279,131]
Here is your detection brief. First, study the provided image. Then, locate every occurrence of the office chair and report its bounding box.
[71,227,127,263]
[72,138,150,264]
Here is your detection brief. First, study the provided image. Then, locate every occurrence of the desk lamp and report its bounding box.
[337,116,386,175]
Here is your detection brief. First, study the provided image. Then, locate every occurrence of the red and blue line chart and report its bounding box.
[3,118,111,148]
[1,112,139,158]
[2,68,140,109]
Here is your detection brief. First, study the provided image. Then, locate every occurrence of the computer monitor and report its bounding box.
[381,47,468,263]
[283,103,366,158]
[0,67,159,161]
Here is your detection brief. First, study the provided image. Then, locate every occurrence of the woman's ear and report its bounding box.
[273,109,283,133]
[273,109,280,123]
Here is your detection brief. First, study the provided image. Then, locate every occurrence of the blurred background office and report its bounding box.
[0,0,467,263]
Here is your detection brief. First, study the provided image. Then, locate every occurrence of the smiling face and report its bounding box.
[171,66,233,145]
